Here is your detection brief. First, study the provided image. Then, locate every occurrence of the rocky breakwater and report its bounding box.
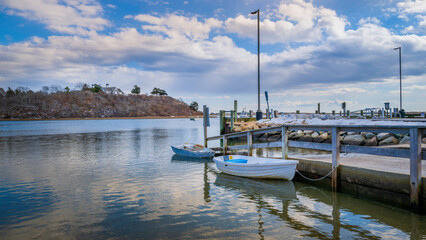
[233,114,426,146]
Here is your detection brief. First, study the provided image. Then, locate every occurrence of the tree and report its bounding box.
[82,84,90,91]
[151,87,167,96]
[74,82,86,91]
[41,86,49,93]
[131,85,141,94]
[65,86,70,92]
[189,101,199,111]
[6,87,15,97]
[89,84,102,93]
[49,84,62,93]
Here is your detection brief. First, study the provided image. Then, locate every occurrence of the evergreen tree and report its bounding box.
[189,101,199,111]
[151,87,167,96]
[131,85,141,94]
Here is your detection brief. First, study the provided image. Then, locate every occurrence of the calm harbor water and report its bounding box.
[0,118,425,239]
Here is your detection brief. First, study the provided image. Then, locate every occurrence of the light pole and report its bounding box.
[394,46,402,110]
[251,9,262,120]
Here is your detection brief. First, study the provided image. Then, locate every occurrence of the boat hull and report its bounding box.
[214,155,298,180]
[171,145,215,158]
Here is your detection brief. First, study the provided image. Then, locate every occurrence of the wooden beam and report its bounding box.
[409,127,422,210]
[222,136,228,155]
[332,127,340,192]
[247,131,253,156]
[230,110,235,132]
[282,126,289,159]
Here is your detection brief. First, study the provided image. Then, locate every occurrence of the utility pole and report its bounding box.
[394,46,402,110]
[251,9,262,120]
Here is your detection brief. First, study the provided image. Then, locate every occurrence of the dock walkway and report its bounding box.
[204,123,426,212]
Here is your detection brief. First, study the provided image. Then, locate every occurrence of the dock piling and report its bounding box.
[410,127,422,210]
[282,126,289,159]
[247,131,253,156]
[332,127,341,191]
[223,136,228,155]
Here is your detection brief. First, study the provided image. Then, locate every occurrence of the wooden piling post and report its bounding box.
[223,136,228,155]
[219,110,225,135]
[247,131,253,156]
[282,126,289,159]
[318,103,320,114]
[332,127,340,191]
[409,127,422,210]
[234,100,238,122]
[230,110,235,133]
[203,105,209,147]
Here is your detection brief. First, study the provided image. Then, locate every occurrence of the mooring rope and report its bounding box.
[296,167,336,181]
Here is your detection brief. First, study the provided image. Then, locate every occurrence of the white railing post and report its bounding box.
[282,126,289,159]
[409,127,422,210]
[332,127,340,191]
[247,131,253,156]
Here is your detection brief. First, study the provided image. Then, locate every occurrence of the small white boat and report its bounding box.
[213,155,298,180]
[171,143,215,158]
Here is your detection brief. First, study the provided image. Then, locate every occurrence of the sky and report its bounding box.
[0,0,425,113]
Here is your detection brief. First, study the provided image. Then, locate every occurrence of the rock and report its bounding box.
[289,130,304,139]
[311,132,319,138]
[364,132,375,139]
[342,134,365,145]
[299,134,313,142]
[233,126,242,132]
[364,136,378,146]
[347,132,357,135]
[304,130,314,135]
[253,125,260,130]
[422,138,426,144]
[314,132,328,143]
[399,136,410,144]
[377,132,393,141]
[267,134,281,142]
[379,136,399,146]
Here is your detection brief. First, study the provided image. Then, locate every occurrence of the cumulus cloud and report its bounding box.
[0,0,109,35]
[0,0,425,111]
[394,0,426,32]
[133,14,222,40]
[225,0,347,44]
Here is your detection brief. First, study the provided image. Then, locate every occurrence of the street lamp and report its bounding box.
[251,9,262,120]
[394,46,402,110]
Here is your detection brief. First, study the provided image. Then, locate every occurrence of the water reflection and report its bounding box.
[170,154,212,203]
[0,119,425,239]
[213,173,424,239]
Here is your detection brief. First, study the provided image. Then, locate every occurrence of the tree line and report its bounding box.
[2,84,168,96]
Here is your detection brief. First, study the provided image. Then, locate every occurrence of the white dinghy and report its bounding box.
[213,155,298,180]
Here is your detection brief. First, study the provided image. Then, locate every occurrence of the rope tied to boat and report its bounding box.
[295,167,336,182]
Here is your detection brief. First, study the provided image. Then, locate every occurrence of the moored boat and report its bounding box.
[171,143,215,158]
[213,155,298,180]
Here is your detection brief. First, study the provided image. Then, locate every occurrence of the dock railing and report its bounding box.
[205,124,426,210]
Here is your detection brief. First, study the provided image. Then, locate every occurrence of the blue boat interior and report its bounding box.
[225,159,247,163]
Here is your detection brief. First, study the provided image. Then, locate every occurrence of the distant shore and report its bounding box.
[0,115,203,121]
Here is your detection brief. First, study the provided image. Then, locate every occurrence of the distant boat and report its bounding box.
[213,155,298,180]
[189,117,195,121]
[171,143,215,158]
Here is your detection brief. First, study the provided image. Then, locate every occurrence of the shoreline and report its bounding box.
[0,115,203,121]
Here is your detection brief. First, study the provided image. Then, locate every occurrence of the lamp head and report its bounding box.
[394,47,400,50]
[251,10,258,14]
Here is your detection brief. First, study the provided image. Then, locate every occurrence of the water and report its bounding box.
[0,119,425,239]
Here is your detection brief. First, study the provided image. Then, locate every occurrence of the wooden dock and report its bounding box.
[204,123,426,212]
